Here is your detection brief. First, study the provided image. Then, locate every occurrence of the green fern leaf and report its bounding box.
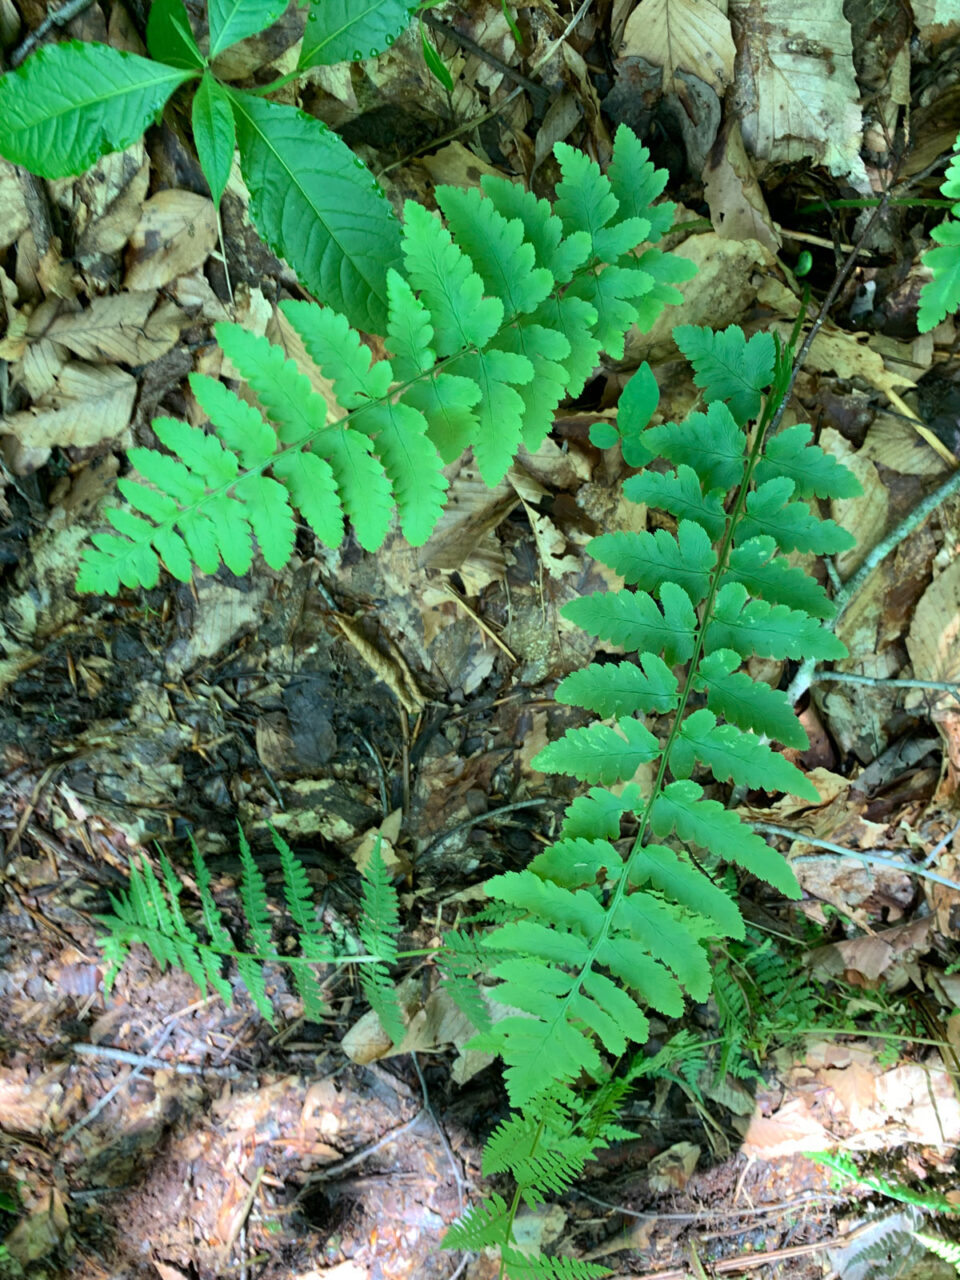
[528,836,624,889]
[437,184,554,314]
[723,537,835,618]
[629,845,745,938]
[607,123,673,241]
[501,1249,611,1279]
[755,424,864,499]
[738,477,854,554]
[651,780,800,897]
[358,839,404,1043]
[588,522,717,605]
[312,426,395,551]
[443,1194,512,1250]
[673,324,776,424]
[918,136,960,333]
[385,268,435,379]
[670,708,819,799]
[612,896,711,998]
[402,199,503,353]
[452,348,534,484]
[528,293,601,398]
[705,583,847,661]
[567,265,653,357]
[560,786,642,841]
[624,466,727,541]
[556,653,679,719]
[278,300,392,407]
[400,372,480,462]
[532,718,661,785]
[496,320,571,452]
[697,649,809,748]
[641,401,747,491]
[632,248,698,328]
[350,401,448,545]
[563,583,697,666]
[480,175,591,283]
[553,141,649,262]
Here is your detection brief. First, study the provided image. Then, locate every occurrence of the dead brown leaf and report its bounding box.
[45,292,182,364]
[704,118,781,253]
[124,190,218,290]
[1,362,136,468]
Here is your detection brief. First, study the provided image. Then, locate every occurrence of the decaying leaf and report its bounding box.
[124,190,218,291]
[1,362,136,468]
[621,0,736,95]
[704,117,781,253]
[730,0,867,187]
[0,157,29,253]
[820,428,888,577]
[44,293,182,364]
[907,557,960,713]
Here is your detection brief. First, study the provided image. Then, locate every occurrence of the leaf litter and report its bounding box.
[1,1,960,1277]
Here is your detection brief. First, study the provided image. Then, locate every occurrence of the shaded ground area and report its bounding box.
[2,0,960,1277]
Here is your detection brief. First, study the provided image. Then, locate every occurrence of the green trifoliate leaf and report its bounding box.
[673,324,776,425]
[192,75,235,207]
[231,92,402,333]
[532,717,661,785]
[738,477,855,555]
[755,424,864,499]
[590,421,620,449]
[705,583,848,661]
[208,0,287,59]
[642,400,746,492]
[300,0,415,67]
[651,779,801,898]
[0,42,195,179]
[670,708,819,800]
[616,362,659,466]
[564,582,697,666]
[624,465,727,541]
[723,537,835,619]
[588,521,716,605]
[696,649,809,749]
[556,653,679,719]
[147,0,204,68]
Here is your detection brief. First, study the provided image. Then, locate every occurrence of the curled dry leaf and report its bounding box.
[124,190,218,291]
[45,292,182,365]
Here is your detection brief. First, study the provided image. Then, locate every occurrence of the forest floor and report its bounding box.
[2,0,960,1277]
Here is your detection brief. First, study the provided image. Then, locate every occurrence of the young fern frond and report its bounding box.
[917,130,960,333]
[98,825,401,1032]
[76,125,695,595]
[914,1232,960,1274]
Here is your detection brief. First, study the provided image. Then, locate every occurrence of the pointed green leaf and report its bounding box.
[671,708,819,799]
[629,845,745,938]
[147,0,204,68]
[563,582,697,666]
[705,583,848,661]
[624,465,727,541]
[755,424,863,499]
[673,324,776,425]
[588,521,716,605]
[616,362,659,466]
[724,537,835,619]
[0,42,194,179]
[532,717,661,785]
[209,0,287,59]
[231,92,402,333]
[643,400,746,492]
[480,174,590,283]
[697,649,809,749]
[556,653,679,719]
[738,477,855,555]
[192,74,235,207]
[300,0,414,67]
[607,123,673,242]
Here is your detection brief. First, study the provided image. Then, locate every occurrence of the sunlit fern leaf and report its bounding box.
[567,264,653,357]
[632,248,698,328]
[587,523,717,605]
[399,372,480,462]
[271,825,330,1020]
[628,845,745,939]
[723,537,835,618]
[527,836,623,888]
[532,718,661,786]
[443,1194,513,1250]
[624,466,727,541]
[674,323,776,425]
[553,141,648,262]
[641,402,747,491]
[501,1247,611,1278]
[563,583,697,666]
[914,1232,960,1273]
[437,184,554,315]
[607,123,673,241]
[697,649,810,749]
[437,930,493,1033]
[555,653,679,719]
[480,175,591,283]
[738,477,854,555]
[358,839,405,1044]
[452,347,534,484]
[650,780,801,897]
[528,293,600,398]
[669,708,820,799]
[705,583,848,661]
[482,1110,595,1206]
[560,785,643,841]
[384,267,435,379]
[755,423,864,499]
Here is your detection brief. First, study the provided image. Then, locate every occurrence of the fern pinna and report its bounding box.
[443,323,861,1274]
[75,125,694,595]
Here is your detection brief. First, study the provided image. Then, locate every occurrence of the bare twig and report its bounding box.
[61,1024,177,1144]
[412,1051,467,1215]
[420,797,560,861]
[754,822,960,894]
[10,0,96,66]
[71,1042,239,1077]
[421,11,550,111]
[811,672,960,695]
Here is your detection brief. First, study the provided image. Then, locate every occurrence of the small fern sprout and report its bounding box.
[76,125,695,596]
[443,322,862,1269]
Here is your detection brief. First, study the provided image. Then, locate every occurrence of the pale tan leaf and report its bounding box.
[124,190,217,290]
[0,158,29,253]
[0,363,136,462]
[46,292,182,364]
[907,557,960,714]
[860,413,952,478]
[912,0,960,42]
[77,158,149,259]
[621,0,735,94]
[17,338,68,400]
[819,429,887,577]
[730,0,867,186]
[704,118,781,253]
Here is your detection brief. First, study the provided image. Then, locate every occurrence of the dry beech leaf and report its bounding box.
[907,557,960,713]
[741,1095,830,1158]
[420,141,502,189]
[860,413,952,477]
[704,117,781,253]
[77,158,149,260]
[621,0,735,95]
[124,190,217,291]
[46,292,182,364]
[0,362,136,463]
[730,0,867,187]
[18,338,68,400]
[819,429,887,578]
[0,157,29,252]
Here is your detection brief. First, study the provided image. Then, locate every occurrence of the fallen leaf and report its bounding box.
[124,190,218,291]
[820,429,887,577]
[704,117,781,253]
[1,362,136,468]
[77,158,149,260]
[420,141,503,189]
[741,1095,830,1157]
[730,0,867,187]
[913,0,960,43]
[859,412,952,477]
[621,0,735,95]
[41,292,181,365]
[0,157,28,252]
[907,557,960,714]
[647,1142,700,1192]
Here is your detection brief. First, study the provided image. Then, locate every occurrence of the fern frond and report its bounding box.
[917,131,960,333]
[357,838,405,1044]
[914,1232,960,1273]
[77,125,691,594]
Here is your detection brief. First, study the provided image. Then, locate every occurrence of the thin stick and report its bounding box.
[71,1042,239,1077]
[811,671,960,695]
[754,822,960,894]
[10,0,96,66]
[61,1024,177,1144]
